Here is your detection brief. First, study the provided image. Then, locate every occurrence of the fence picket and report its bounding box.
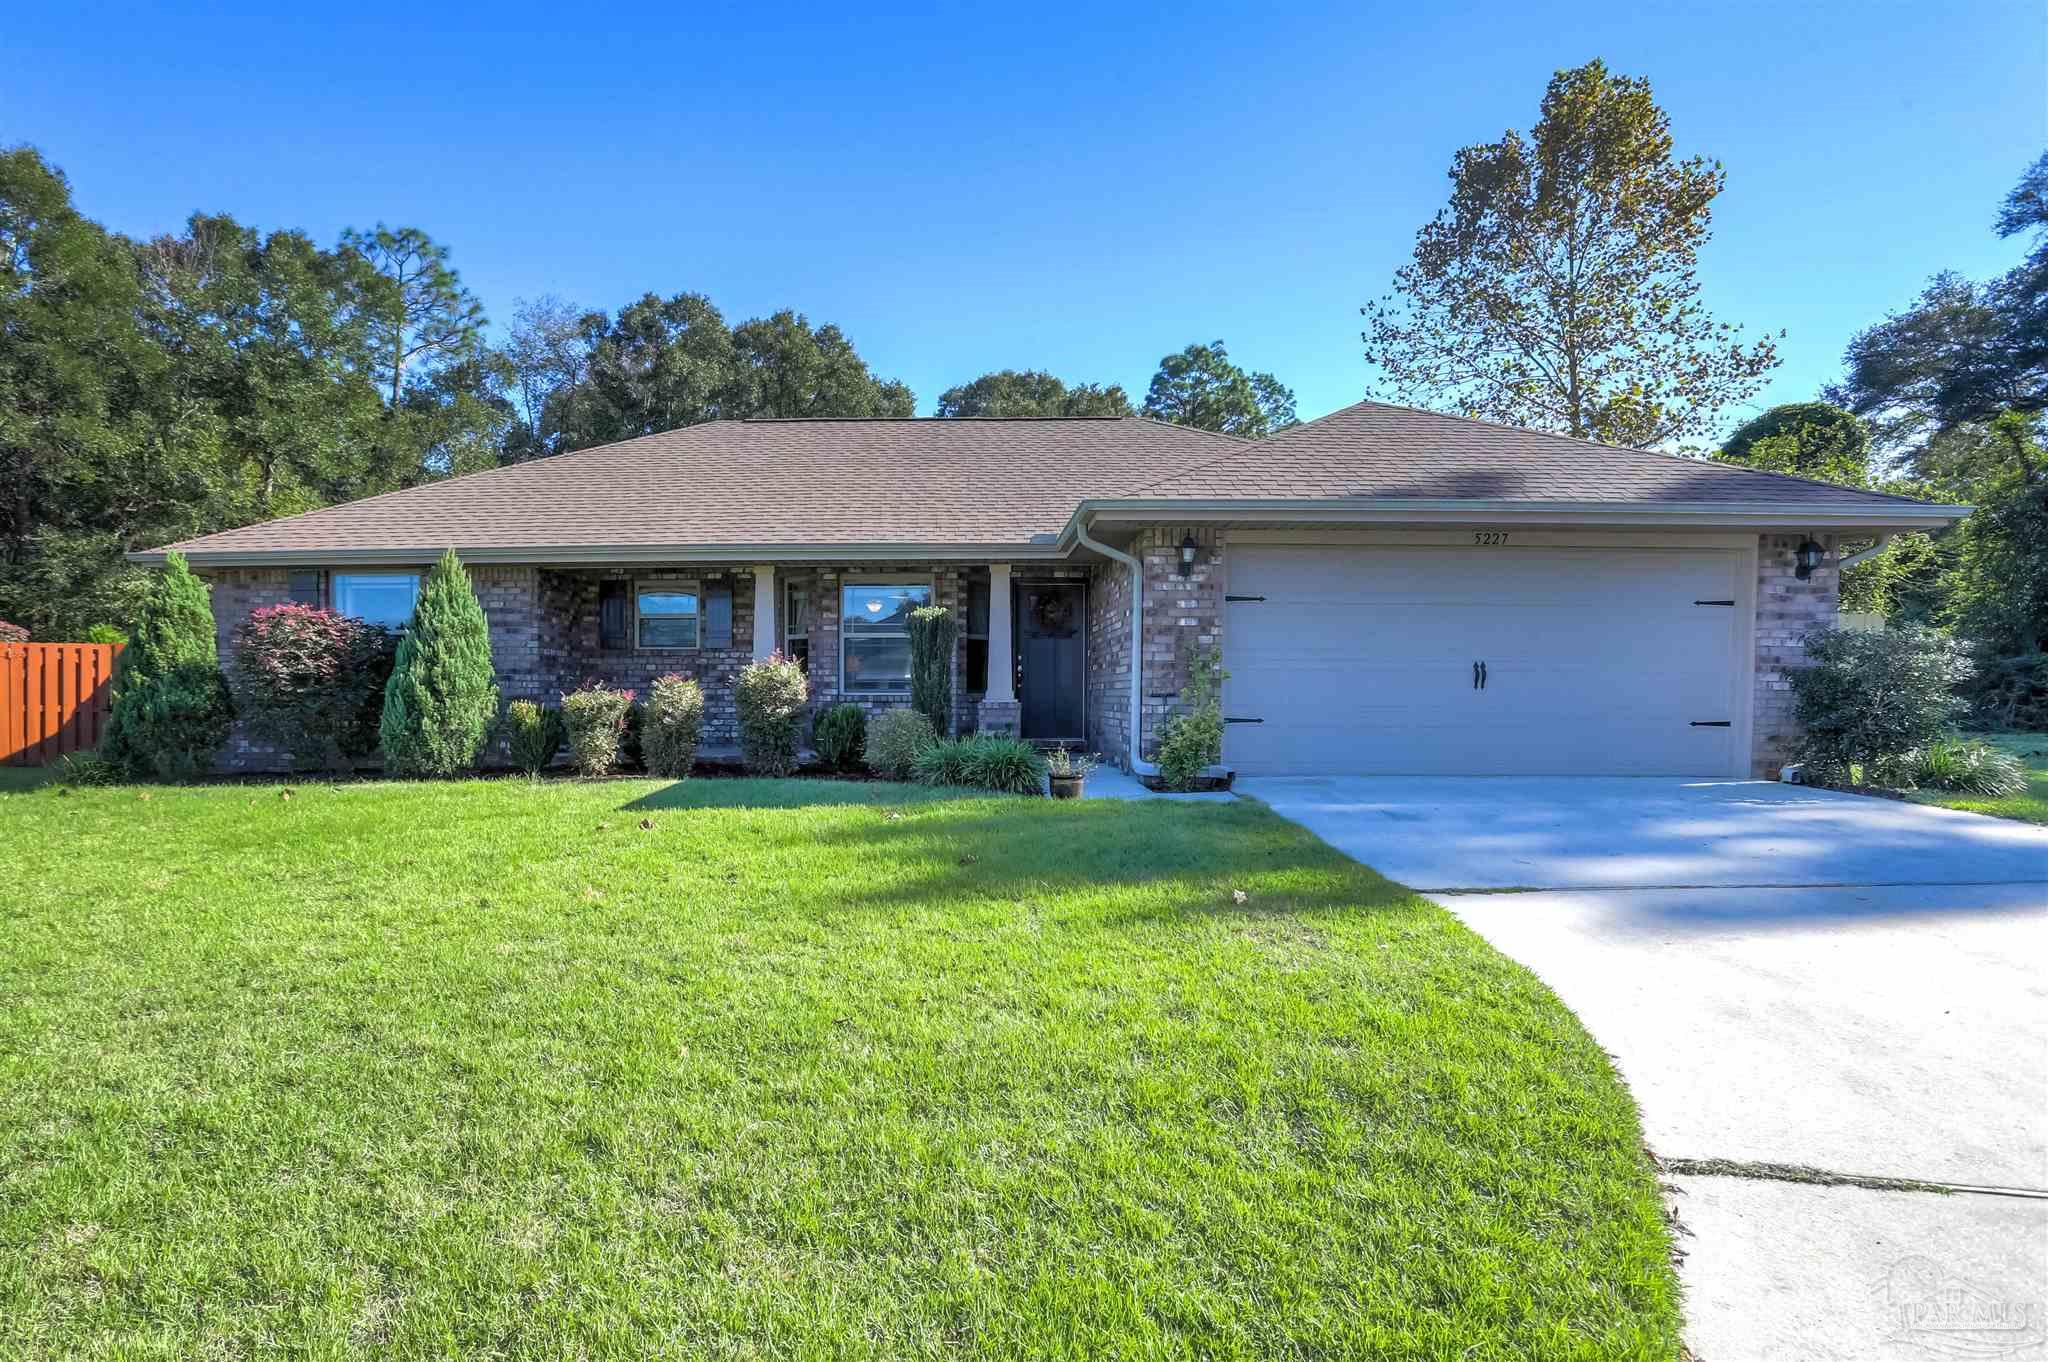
[1,643,123,766]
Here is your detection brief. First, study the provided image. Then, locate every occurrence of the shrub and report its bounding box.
[736,653,808,775]
[379,549,500,777]
[642,675,706,778]
[907,605,958,736]
[1965,650,2048,732]
[1790,626,1972,784]
[0,620,28,643]
[233,604,394,771]
[1155,646,1227,791]
[502,700,565,775]
[866,707,936,780]
[812,702,867,772]
[85,624,126,645]
[560,682,636,777]
[1874,737,2029,797]
[52,751,119,787]
[101,551,235,780]
[912,734,1046,795]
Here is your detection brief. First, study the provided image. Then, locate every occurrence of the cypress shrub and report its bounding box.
[642,674,706,778]
[907,605,957,736]
[378,549,499,777]
[101,551,235,780]
[811,702,867,772]
[736,653,808,775]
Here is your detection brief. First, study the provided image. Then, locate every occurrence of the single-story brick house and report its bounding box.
[136,401,1964,777]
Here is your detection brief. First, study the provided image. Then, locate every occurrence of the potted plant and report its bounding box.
[1045,745,1098,799]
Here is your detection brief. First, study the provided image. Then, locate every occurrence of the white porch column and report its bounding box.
[984,563,1015,703]
[752,564,776,660]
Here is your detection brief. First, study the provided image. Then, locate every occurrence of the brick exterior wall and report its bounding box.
[1752,534,1841,777]
[197,529,1834,776]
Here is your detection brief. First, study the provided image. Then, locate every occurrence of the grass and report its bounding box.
[0,775,1680,1359]
[1906,731,2048,825]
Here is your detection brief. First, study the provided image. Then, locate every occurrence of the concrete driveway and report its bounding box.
[1241,776,2048,1361]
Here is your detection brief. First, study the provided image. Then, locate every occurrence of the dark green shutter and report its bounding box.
[599,581,628,649]
[287,569,322,605]
[703,581,733,649]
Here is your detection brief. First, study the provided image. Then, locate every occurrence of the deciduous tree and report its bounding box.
[1362,60,1779,448]
[936,369,1132,417]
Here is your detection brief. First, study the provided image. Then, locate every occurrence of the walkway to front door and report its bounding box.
[1016,581,1084,742]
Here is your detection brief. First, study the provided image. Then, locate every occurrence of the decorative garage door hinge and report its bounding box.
[1224,717,1264,724]
[1224,594,1265,602]
[1689,720,1732,727]
[1693,599,1736,606]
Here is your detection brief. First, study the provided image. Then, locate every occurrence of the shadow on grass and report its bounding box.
[618,777,1427,924]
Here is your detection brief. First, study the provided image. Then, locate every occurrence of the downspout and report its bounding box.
[1835,533,1894,571]
[1073,514,1161,777]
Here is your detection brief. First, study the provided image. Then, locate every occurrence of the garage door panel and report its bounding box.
[1222,544,1743,776]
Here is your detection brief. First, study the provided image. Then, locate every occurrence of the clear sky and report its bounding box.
[6,1,2043,436]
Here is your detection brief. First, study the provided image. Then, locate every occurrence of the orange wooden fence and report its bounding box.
[2,643,123,766]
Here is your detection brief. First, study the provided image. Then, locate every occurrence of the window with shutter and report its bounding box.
[702,581,733,649]
[287,569,322,606]
[598,581,628,649]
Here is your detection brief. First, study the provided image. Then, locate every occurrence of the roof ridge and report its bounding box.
[1329,398,1936,507]
[741,414,1127,423]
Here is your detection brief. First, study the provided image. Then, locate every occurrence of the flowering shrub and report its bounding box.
[560,681,637,778]
[736,653,808,775]
[233,604,394,772]
[642,674,706,778]
[0,620,28,643]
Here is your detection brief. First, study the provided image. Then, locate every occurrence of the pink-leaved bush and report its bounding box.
[233,603,394,771]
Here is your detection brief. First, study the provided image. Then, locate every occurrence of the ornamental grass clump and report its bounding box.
[233,604,393,772]
[101,551,235,780]
[642,675,706,779]
[736,653,808,776]
[1873,736,2029,797]
[502,700,566,775]
[811,702,867,772]
[379,550,499,777]
[912,734,1046,795]
[865,707,936,780]
[560,683,636,778]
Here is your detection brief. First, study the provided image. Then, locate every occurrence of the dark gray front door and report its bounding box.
[1017,582,1085,741]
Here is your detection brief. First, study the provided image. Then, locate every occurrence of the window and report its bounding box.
[784,582,812,668]
[840,581,930,693]
[636,587,699,649]
[332,572,420,629]
[964,577,990,694]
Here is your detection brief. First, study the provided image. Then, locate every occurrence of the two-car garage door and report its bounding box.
[1221,542,1749,777]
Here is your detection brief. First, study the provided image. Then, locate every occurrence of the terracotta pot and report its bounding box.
[1048,774,1085,800]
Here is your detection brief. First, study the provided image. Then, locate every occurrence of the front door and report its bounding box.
[1016,582,1085,741]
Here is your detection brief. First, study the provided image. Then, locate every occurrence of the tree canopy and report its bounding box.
[1718,402,1871,485]
[1362,60,1779,448]
[1141,341,1296,437]
[936,370,1133,418]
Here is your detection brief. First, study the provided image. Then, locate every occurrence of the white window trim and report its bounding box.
[633,579,702,652]
[330,570,422,630]
[837,574,936,696]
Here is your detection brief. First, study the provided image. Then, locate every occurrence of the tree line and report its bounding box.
[0,145,1296,638]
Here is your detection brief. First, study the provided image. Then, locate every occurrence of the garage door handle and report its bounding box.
[1472,661,1487,690]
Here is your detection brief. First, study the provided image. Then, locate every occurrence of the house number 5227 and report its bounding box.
[1472,531,1510,546]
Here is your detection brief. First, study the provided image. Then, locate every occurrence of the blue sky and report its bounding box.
[7,1,2043,436]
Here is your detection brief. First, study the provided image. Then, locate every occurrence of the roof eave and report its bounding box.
[1059,497,1971,545]
[125,540,1074,568]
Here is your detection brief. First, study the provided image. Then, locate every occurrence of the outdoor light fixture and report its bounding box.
[1794,537,1827,581]
[1179,534,1200,575]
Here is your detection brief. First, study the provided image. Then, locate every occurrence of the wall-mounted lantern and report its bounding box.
[1179,534,1200,575]
[1794,537,1827,581]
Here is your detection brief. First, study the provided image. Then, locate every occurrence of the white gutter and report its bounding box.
[1836,534,1896,571]
[1071,514,1160,779]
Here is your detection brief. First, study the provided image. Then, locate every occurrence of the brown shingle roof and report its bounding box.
[1133,400,1937,507]
[145,403,1955,563]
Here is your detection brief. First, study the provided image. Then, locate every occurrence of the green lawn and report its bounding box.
[1907,732,2048,825]
[0,775,1679,1359]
